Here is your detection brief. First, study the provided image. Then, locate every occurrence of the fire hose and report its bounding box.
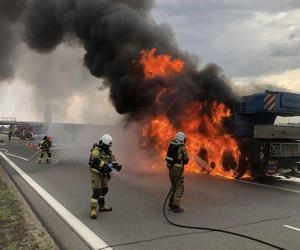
[163,168,286,250]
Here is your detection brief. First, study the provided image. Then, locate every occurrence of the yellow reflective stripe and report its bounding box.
[100,160,105,167]
[90,168,100,174]
[91,147,101,157]
[90,198,98,206]
[174,163,183,168]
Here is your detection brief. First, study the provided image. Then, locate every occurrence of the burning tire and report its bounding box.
[222,150,237,172]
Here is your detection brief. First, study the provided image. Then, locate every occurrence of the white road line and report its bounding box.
[0,146,78,162]
[236,179,300,194]
[0,152,112,250]
[284,225,300,232]
[0,148,40,162]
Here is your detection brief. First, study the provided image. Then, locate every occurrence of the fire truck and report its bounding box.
[234,90,300,178]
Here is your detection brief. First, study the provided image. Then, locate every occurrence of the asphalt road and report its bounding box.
[0,138,300,250]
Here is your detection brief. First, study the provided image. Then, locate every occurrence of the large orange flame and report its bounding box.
[140,48,241,178]
[141,48,185,79]
[142,102,240,178]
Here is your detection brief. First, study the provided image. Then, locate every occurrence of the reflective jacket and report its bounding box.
[167,139,189,168]
[89,146,116,174]
[40,139,51,151]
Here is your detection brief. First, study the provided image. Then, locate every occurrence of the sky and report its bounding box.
[153,0,300,90]
[0,0,300,123]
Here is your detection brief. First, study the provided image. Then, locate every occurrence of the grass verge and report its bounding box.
[0,166,58,250]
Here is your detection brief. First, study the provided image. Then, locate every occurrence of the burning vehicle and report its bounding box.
[138,49,241,179]
[234,91,300,178]
[137,49,300,179]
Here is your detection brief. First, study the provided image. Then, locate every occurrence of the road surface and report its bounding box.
[0,138,299,250]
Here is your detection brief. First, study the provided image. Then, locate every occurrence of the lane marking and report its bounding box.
[0,148,40,162]
[0,146,79,162]
[0,152,112,250]
[284,225,300,232]
[236,179,300,194]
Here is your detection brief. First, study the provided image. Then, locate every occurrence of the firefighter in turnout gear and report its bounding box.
[89,134,122,219]
[38,136,52,164]
[8,130,13,140]
[165,132,189,213]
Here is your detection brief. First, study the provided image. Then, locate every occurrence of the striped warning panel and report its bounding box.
[264,94,276,111]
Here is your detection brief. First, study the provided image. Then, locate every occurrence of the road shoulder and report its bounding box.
[0,164,58,250]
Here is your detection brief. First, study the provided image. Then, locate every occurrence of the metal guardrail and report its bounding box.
[0,117,17,122]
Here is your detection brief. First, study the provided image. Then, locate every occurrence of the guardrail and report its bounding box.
[0,117,17,122]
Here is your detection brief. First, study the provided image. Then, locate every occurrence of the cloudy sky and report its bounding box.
[1,0,300,123]
[153,0,300,90]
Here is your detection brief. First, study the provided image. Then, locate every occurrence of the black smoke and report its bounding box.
[1,0,237,126]
[0,0,26,79]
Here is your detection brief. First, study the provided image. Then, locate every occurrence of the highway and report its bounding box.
[0,136,300,250]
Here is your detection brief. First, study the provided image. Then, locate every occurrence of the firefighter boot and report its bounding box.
[173,198,184,213]
[168,197,175,210]
[90,198,98,219]
[173,206,184,213]
[98,198,112,212]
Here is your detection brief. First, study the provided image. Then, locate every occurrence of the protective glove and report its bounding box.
[112,162,122,172]
[106,163,113,173]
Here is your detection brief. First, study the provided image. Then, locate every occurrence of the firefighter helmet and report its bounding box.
[100,134,113,146]
[175,132,186,143]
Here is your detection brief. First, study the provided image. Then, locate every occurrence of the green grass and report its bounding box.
[0,175,39,250]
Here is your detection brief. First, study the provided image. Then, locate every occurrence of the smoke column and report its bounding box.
[0,0,26,79]
[0,0,237,126]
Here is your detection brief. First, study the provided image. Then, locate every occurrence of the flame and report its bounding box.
[142,115,176,158]
[139,48,241,179]
[142,102,240,178]
[141,48,185,79]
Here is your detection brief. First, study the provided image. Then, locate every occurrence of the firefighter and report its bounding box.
[165,132,189,213]
[38,136,52,164]
[8,130,13,140]
[89,134,122,219]
[20,130,26,140]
